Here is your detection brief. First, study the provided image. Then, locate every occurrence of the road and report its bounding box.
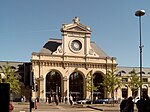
[13,102,137,112]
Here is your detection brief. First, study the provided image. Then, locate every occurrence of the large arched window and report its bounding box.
[46,71,61,102]
[69,72,83,101]
[93,73,104,99]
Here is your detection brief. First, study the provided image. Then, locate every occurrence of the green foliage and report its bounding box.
[0,65,20,94]
[101,70,122,97]
[86,70,99,92]
[128,69,141,96]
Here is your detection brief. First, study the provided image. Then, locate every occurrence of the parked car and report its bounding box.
[106,98,113,104]
[93,98,108,104]
[93,98,118,104]
[133,96,140,103]
[106,98,118,104]
[77,99,92,104]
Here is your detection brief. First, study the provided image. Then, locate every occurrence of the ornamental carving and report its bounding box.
[89,49,94,55]
[58,46,62,53]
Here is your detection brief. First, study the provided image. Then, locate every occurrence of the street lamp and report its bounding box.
[135,10,145,98]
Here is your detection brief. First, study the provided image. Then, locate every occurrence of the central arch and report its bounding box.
[46,71,62,102]
[69,72,83,101]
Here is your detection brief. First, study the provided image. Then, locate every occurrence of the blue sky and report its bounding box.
[0,0,150,67]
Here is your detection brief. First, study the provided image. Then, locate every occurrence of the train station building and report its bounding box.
[31,17,150,102]
[1,17,150,102]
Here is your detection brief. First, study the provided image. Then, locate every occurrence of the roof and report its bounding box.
[0,61,24,69]
[39,38,109,58]
[90,42,109,58]
[116,66,150,75]
[39,38,62,54]
[0,61,24,74]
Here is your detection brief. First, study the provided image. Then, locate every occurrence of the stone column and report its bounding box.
[63,76,70,103]
[66,77,70,103]
[63,77,67,97]
[39,77,44,102]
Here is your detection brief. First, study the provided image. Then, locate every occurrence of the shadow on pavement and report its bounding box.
[86,106,103,111]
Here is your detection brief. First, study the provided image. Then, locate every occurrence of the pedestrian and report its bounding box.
[61,97,63,102]
[9,102,14,112]
[21,95,24,102]
[54,94,59,105]
[23,95,26,102]
[46,97,49,103]
[136,93,150,112]
[35,98,38,109]
[48,96,51,103]
[96,96,98,100]
[144,94,150,112]
[36,97,39,102]
[122,97,134,112]
[136,96,145,112]
[65,97,67,104]
[120,97,127,112]
[69,96,73,105]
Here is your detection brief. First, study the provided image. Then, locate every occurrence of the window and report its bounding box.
[122,78,128,83]
[143,78,148,82]
[122,88,128,98]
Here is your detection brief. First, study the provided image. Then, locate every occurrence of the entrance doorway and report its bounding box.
[46,71,61,102]
[69,72,83,101]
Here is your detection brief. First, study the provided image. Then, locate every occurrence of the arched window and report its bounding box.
[46,71,61,102]
[93,73,104,99]
[69,72,83,101]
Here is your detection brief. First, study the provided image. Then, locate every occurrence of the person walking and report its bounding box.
[136,93,150,112]
[9,102,14,112]
[65,96,68,104]
[120,97,127,112]
[122,97,134,112]
[69,95,73,105]
[54,94,59,105]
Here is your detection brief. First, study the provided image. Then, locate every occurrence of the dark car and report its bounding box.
[93,99,108,104]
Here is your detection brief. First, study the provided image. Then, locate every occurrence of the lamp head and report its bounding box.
[135,10,145,17]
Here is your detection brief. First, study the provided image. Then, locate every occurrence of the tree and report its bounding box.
[101,70,122,106]
[128,69,141,98]
[86,70,99,101]
[0,65,20,94]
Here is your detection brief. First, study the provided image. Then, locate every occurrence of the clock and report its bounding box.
[70,40,82,52]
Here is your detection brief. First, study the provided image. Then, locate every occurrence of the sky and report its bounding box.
[0,0,150,67]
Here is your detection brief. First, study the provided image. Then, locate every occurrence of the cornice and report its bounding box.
[32,59,116,70]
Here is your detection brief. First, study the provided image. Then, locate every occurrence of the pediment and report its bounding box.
[67,26,87,32]
[62,24,91,33]
[61,17,91,33]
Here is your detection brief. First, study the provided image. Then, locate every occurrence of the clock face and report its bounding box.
[71,40,82,51]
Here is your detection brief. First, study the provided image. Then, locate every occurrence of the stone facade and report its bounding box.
[0,18,150,102]
[31,17,117,101]
[116,66,150,100]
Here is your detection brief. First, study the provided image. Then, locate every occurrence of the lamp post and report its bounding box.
[135,10,145,98]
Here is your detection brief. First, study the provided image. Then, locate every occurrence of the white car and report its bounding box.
[77,99,92,104]
[133,96,140,103]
